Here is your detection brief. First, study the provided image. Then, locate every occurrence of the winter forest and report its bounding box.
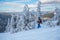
[0,0,60,40]
[0,1,60,33]
[5,1,42,33]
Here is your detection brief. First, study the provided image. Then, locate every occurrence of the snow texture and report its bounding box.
[0,27,60,40]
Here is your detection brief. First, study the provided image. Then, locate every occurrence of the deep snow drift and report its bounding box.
[0,26,60,40]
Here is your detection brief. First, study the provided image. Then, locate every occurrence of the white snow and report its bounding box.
[0,26,60,40]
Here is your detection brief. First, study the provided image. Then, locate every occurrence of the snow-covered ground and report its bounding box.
[0,26,60,40]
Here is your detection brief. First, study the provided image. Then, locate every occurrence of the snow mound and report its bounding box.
[0,27,60,40]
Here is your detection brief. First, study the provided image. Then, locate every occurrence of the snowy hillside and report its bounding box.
[0,27,60,40]
[0,1,60,40]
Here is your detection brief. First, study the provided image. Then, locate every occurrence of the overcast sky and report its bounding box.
[0,0,59,12]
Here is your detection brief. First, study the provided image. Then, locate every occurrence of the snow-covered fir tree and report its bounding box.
[10,14,17,33]
[23,4,36,30]
[5,18,10,32]
[16,15,25,32]
[55,8,60,25]
[23,4,31,30]
[37,1,41,17]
